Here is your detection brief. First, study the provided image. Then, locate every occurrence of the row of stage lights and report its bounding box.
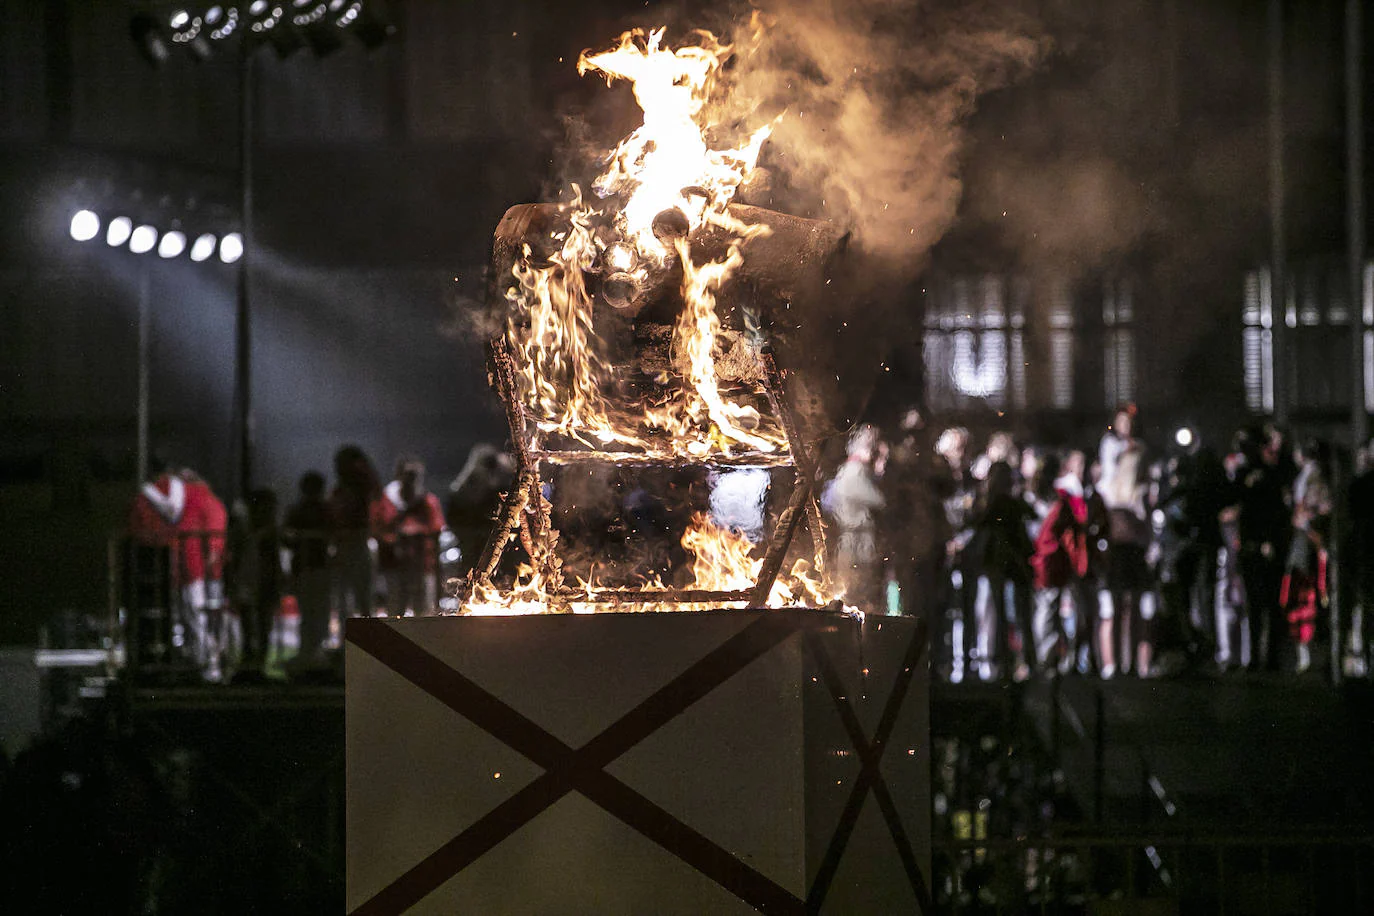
[133,0,392,65]
[69,210,243,264]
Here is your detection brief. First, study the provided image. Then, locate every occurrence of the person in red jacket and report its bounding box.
[372,457,446,617]
[1030,450,1090,674]
[127,461,227,673]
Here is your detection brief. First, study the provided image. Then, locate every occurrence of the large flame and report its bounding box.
[465,27,840,616]
[463,512,832,616]
[579,28,773,261]
[505,27,782,457]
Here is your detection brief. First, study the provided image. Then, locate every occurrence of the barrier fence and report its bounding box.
[107,528,448,678]
[934,832,1374,915]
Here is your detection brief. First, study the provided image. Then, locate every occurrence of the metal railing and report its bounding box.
[934,832,1374,914]
[107,528,451,678]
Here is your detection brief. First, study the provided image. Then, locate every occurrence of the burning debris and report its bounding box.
[459,26,853,616]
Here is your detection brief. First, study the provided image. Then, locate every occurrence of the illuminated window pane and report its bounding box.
[1009,331,1027,410]
[1366,330,1374,415]
[1105,328,1135,408]
[1364,262,1373,326]
[1050,330,1074,410]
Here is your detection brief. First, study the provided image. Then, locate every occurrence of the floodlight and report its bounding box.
[209,6,239,39]
[158,231,187,258]
[190,233,217,262]
[69,210,100,242]
[106,216,133,247]
[130,225,159,254]
[219,232,244,263]
[171,10,212,61]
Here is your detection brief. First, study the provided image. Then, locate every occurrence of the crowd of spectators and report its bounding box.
[824,403,1370,681]
[123,443,513,682]
[120,403,1374,686]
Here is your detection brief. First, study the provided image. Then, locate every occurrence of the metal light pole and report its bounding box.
[1269,0,1288,427]
[137,263,151,484]
[233,40,256,501]
[1350,0,1367,449]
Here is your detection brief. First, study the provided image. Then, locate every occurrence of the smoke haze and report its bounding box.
[720,0,1046,272]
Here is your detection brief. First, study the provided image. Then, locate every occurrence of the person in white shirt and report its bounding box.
[1098,404,1139,502]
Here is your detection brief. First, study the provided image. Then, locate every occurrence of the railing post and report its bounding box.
[1051,673,1062,761]
[1140,751,1152,825]
[107,534,120,679]
[1218,843,1226,916]
[1094,683,1106,825]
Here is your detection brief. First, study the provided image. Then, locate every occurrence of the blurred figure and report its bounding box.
[1098,404,1139,494]
[1236,427,1291,671]
[1103,446,1156,677]
[374,457,446,617]
[823,424,887,610]
[1348,442,1374,676]
[284,471,332,670]
[1215,443,1250,671]
[965,461,1035,680]
[446,444,516,577]
[935,427,977,679]
[1282,439,1332,674]
[330,445,381,618]
[178,469,230,677]
[228,488,282,682]
[1084,459,1114,677]
[971,431,1018,483]
[882,407,951,624]
[1157,439,1230,668]
[127,460,227,677]
[1024,450,1060,542]
[1031,450,1089,674]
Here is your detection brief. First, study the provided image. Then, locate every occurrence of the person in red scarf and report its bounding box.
[1281,439,1332,674]
[372,456,446,617]
[1031,450,1090,674]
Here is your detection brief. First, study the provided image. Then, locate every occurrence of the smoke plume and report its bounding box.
[719,0,1046,272]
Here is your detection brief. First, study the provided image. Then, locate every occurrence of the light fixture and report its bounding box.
[130,225,159,255]
[247,0,284,34]
[219,232,244,263]
[1174,427,1195,449]
[170,9,212,61]
[189,233,218,262]
[334,0,362,29]
[69,210,100,242]
[158,230,187,258]
[106,216,133,247]
[209,6,239,40]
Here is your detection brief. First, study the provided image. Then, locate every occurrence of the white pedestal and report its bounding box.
[346,610,930,914]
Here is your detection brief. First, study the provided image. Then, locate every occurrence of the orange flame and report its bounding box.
[464,26,841,616]
[463,512,832,615]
